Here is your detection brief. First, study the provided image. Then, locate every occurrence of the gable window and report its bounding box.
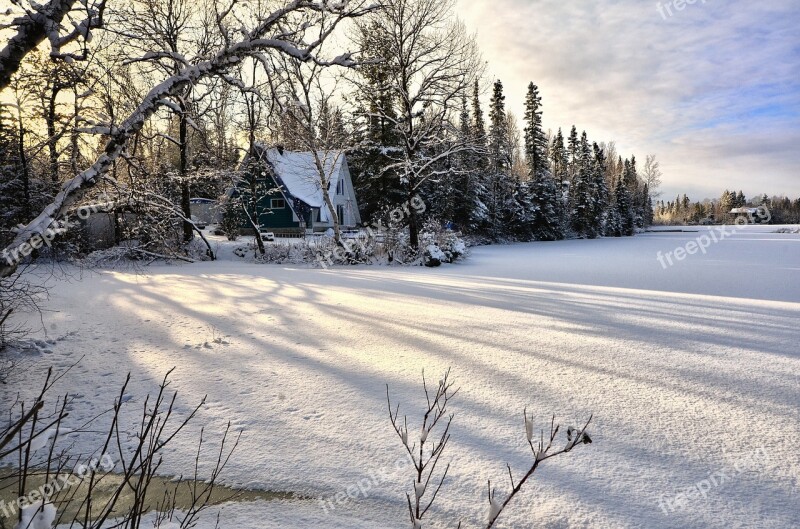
[336,179,344,196]
[270,198,286,209]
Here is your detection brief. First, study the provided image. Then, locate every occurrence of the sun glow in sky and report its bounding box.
[457,0,800,201]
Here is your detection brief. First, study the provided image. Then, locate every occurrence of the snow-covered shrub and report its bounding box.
[226,223,469,269]
[380,224,414,265]
[419,219,468,266]
[422,243,445,267]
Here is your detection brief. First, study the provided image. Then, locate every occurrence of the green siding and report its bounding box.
[234,169,310,230]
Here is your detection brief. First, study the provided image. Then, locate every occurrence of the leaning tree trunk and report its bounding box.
[407,175,419,248]
[178,99,193,243]
[47,85,61,186]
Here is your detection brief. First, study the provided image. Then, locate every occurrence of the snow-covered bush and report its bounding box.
[382,224,416,265]
[419,220,468,267]
[423,243,446,267]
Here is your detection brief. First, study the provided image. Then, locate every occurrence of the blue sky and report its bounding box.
[457,0,800,201]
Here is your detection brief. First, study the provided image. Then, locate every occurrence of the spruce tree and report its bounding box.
[348,21,405,224]
[591,142,609,236]
[452,95,486,232]
[570,132,595,237]
[643,183,654,226]
[606,176,623,237]
[567,125,580,186]
[472,79,486,151]
[523,82,562,240]
[550,128,568,228]
[616,159,635,235]
[486,80,513,239]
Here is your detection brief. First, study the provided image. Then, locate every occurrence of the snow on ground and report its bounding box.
[3,225,800,528]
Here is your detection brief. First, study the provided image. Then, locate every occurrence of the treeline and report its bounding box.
[350,78,657,242]
[655,190,800,225]
[0,0,659,269]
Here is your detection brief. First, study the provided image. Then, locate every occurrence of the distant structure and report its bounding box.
[729,207,767,224]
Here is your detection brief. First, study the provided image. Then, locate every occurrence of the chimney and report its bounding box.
[277,144,285,155]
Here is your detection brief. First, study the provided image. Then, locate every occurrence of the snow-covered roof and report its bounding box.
[252,145,345,216]
[730,207,759,214]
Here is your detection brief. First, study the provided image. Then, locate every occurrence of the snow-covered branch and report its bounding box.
[0,0,106,88]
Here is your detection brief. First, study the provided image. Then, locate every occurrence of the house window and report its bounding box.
[337,205,345,224]
[270,199,286,209]
[336,179,344,196]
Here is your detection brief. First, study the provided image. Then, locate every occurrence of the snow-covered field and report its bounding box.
[3,225,800,528]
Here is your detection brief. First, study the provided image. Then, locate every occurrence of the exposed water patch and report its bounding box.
[0,466,301,525]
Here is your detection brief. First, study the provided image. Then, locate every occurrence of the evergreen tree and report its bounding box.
[642,183,654,226]
[523,82,562,240]
[591,142,609,236]
[616,159,635,235]
[348,21,405,224]
[486,80,513,238]
[471,79,487,151]
[550,128,568,228]
[719,190,733,217]
[465,82,491,233]
[606,176,623,237]
[523,83,548,178]
[570,132,596,237]
[567,125,580,187]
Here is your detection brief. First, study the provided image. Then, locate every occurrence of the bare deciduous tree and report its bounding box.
[643,154,663,199]
[354,0,484,247]
[275,55,352,244]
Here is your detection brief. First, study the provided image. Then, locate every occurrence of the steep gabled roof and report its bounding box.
[251,144,345,221]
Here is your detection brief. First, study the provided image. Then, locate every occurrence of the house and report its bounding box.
[729,207,767,224]
[232,144,361,235]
